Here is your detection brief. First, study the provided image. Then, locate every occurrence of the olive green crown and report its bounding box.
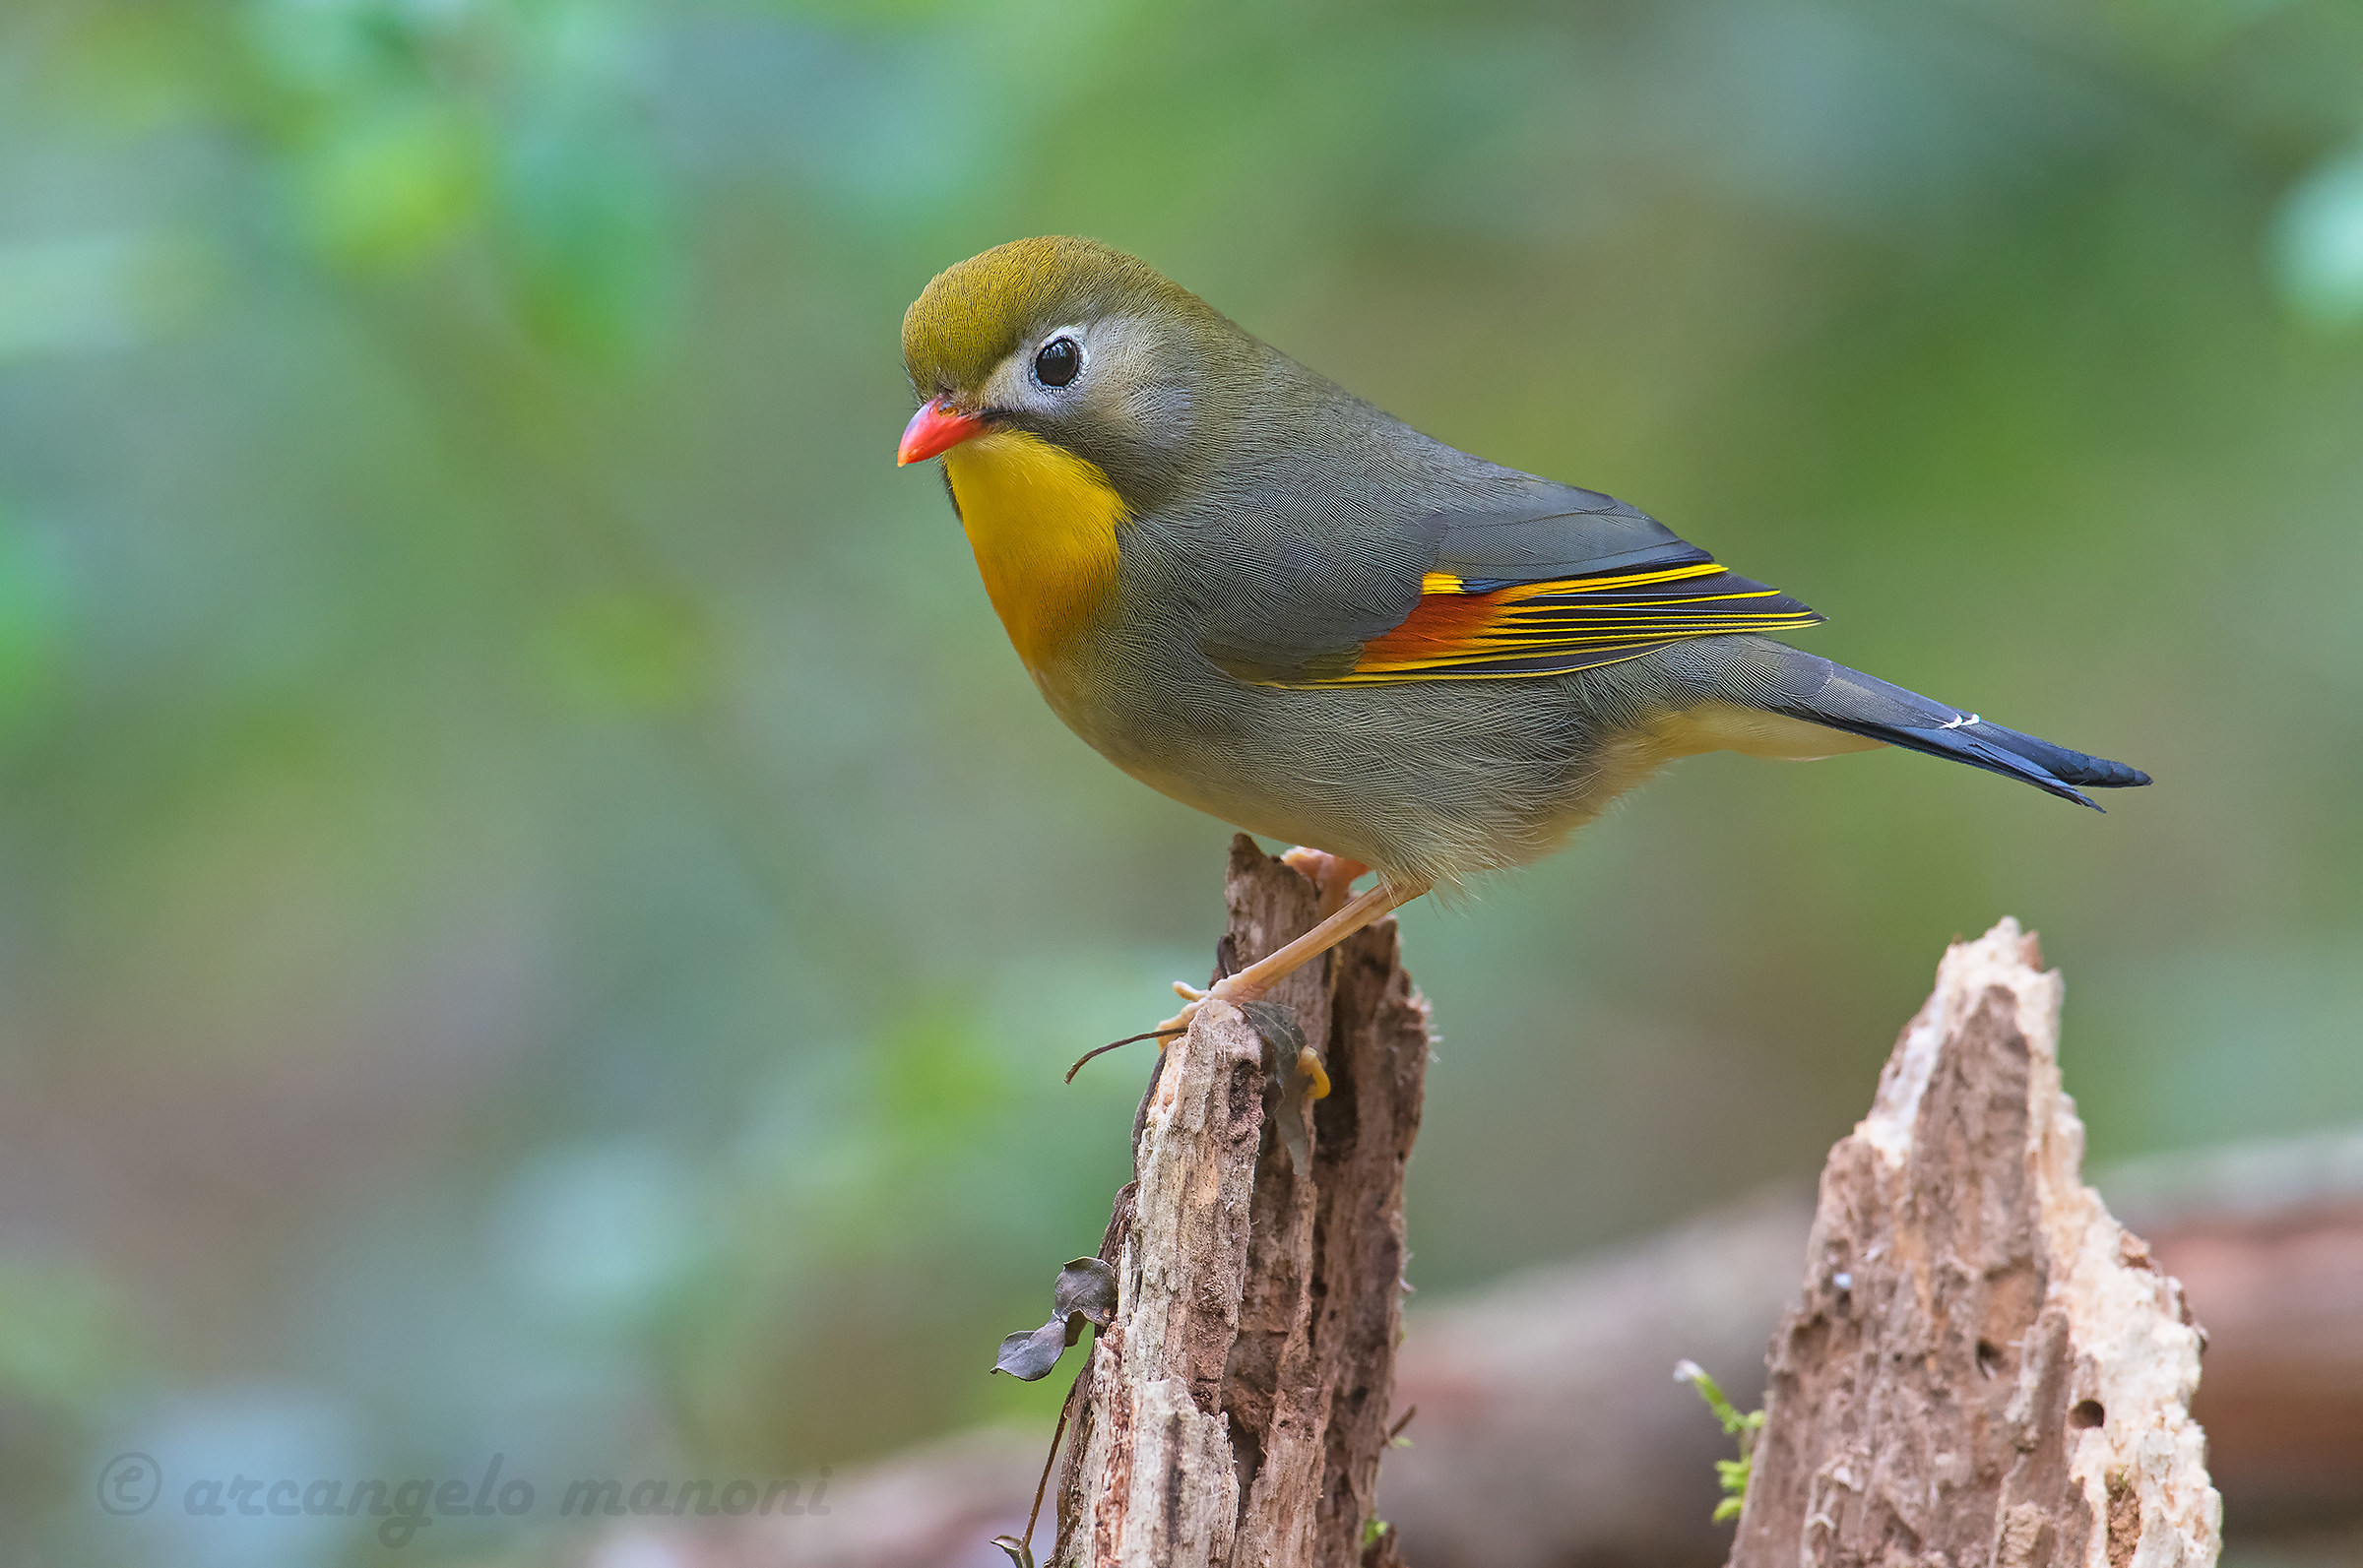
[900,236,1211,398]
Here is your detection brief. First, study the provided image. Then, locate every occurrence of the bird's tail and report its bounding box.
[1699,640,2152,810]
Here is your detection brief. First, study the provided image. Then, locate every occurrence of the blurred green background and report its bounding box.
[2,0,2359,1562]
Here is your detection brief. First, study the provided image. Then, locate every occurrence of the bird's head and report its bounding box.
[898,237,1242,507]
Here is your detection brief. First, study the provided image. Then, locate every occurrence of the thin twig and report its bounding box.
[1065,1029,1182,1083]
[1022,1354,1087,1554]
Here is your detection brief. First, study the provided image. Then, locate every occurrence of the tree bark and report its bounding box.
[673,1166,2363,1568]
[1730,918,2219,1568]
[1052,835,1430,1567]
[629,917,2363,1568]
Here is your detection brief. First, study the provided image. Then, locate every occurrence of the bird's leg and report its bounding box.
[1280,847,1372,919]
[1159,874,1433,1038]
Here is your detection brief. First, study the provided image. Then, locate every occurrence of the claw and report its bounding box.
[1152,979,1210,1037]
[1118,861,1427,1085]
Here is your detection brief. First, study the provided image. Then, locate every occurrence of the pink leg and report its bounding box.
[1159,874,1433,1035]
[1281,847,1372,918]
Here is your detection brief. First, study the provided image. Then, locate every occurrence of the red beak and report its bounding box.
[897,399,989,466]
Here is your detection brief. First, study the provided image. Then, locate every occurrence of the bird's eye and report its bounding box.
[1034,337,1081,388]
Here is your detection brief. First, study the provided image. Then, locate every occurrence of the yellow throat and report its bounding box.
[942,428,1125,669]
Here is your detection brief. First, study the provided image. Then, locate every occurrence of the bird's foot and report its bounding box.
[1281,847,1371,918]
[1154,992,1202,1041]
[1072,868,1426,1089]
[1067,977,1258,1084]
[1155,980,1331,1101]
[1153,870,1427,1045]
[1154,972,1257,1040]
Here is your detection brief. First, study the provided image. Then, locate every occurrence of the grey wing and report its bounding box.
[1191,475,1723,684]
[1429,480,1710,583]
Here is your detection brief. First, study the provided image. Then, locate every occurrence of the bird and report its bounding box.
[895,236,2149,1045]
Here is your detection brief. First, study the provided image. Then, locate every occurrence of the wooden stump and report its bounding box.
[1730,919,2220,1568]
[1052,836,1430,1567]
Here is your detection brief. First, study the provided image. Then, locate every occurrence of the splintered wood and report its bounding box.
[1054,837,1429,1568]
[1731,919,2220,1568]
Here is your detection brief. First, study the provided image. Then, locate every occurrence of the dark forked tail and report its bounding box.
[1719,641,2152,810]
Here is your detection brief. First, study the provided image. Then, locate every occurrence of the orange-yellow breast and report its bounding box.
[942,429,1125,669]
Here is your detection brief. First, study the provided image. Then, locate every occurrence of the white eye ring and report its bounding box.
[1031,327,1086,389]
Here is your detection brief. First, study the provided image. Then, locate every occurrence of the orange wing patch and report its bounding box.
[1319,561,1821,685]
[1354,574,1508,663]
